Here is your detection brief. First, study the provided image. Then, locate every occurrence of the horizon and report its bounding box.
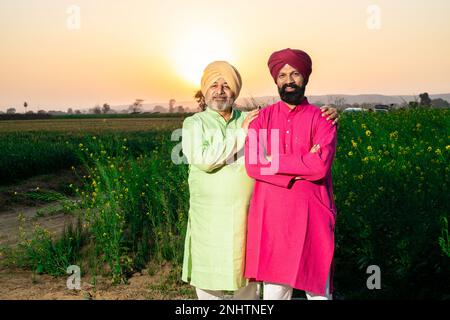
[3,92,449,113]
[1,0,449,112]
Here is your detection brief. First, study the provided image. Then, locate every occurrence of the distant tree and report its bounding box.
[75,109,81,114]
[25,110,34,115]
[129,99,144,113]
[176,105,185,113]
[419,92,432,106]
[169,99,176,113]
[6,108,16,114]
[102,103,111,114]
[326,96,346,109]
[67,108,73,114]
[91,105,102,114]
[194,90,206,111]
[334,97,346,107]
[37,110,47,115]
[153,105,165,113]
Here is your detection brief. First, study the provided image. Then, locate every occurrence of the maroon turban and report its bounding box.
[268,48,313,85]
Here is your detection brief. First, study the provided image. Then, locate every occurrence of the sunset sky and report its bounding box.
[1,0,449,111]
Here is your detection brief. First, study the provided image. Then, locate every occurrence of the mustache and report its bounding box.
[281,83,303,92]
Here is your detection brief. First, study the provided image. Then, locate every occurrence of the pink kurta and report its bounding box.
[244,98,338,296]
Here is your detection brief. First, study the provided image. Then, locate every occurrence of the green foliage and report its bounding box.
[438,217,449,258]
[332,108,450,299]
[74,134,189,283]
[13,215,85,276]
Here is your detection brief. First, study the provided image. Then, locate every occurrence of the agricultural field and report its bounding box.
[0,109,449,300]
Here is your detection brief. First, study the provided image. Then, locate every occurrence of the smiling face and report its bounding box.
[276,64,304,88]
[204,77,235,112]
[276,64,306,106]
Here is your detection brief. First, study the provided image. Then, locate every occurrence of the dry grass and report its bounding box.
[0,118,184,133]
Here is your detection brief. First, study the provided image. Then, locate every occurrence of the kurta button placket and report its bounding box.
[245,98,338,297]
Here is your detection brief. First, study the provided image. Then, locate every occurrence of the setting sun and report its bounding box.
[172,27,234,86]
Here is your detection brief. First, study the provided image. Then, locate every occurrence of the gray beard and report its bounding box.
[208,101,234,112]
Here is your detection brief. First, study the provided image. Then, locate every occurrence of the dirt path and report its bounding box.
[0,264,195,300]
[0,202,77,246]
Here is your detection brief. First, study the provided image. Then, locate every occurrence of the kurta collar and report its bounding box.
[205,106,237,124]
[279,97,309,115]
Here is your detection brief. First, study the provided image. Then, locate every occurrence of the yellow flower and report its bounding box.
[389,131,398,140]
[446,145,450,151]
[351,140,357,148]
[348,151,353,156]
[435,149,442,156]
[427,146,432,152]
[367,146,373,152]
[365,130,372,137]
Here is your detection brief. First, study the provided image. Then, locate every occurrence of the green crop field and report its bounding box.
[0,108,449,299]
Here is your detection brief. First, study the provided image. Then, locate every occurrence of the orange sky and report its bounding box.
[1,0,450,111]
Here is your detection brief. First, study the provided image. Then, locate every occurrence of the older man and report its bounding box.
[181,60,339,300]
[244,48,338,300]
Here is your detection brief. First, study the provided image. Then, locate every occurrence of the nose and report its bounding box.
[286,74,294,84]
[216,84,225,94]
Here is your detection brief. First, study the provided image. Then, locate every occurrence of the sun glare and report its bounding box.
[172,29,234,87]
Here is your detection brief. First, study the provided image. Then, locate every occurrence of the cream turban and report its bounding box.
[200,61,242,98]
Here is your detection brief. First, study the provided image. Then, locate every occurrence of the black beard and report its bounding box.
[278,83,306,105]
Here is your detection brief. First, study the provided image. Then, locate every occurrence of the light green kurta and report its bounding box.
[181,107,254,291]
